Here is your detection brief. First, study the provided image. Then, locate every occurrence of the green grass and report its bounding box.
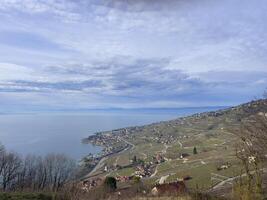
[0,193,53,200]
[109,166,135,177]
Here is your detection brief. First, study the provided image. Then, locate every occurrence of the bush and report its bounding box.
[193,147,198,155]
[0,193,53,200]
[104,177,117,192]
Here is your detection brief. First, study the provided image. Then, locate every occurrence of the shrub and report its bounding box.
[193,147,198,155]
[104,177,117,192]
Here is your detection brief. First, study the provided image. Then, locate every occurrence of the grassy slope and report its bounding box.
[92,99,267,191]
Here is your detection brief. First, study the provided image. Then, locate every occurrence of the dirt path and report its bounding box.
[177,140,183,148]
[209,168,267,191]
[150,165,159,177]
[114,157,119,166]
[159,174,170,184]
[162,144,170,154]
[141,152,147,159]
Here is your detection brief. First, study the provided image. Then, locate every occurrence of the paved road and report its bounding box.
[120,137,135,150]
[85,137,135,179]
[85,156,108,178]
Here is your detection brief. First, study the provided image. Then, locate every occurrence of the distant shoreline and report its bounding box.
[0,106,229,115]
[82,105,232,177]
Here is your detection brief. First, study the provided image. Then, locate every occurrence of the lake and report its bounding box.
[0,107,225,160]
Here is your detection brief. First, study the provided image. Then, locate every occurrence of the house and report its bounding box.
[151,181,186,196]
[82,177,103,191]
[180,153,190,159]
[217,162,231,171]
[155,154,165,163]
[116,176,132,182]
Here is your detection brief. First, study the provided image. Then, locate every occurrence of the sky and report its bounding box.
[0,0,267,112]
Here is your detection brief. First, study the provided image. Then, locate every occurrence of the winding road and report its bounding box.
[85,137,135,179]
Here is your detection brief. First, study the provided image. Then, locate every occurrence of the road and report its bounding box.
[85,137,135,179]
[209,168,267,191]
[120,137,135,150]
[85,156,108,178]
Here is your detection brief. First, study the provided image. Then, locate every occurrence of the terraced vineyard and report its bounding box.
[84,99,267,195]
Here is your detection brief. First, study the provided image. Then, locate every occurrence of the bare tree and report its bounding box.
[44,154,76,192]
[0,143,6,176]
[16,155,41,191]
[235,115,267,196]
[0,142,76,193]
[1,152,22,191]
[35,156,48,191]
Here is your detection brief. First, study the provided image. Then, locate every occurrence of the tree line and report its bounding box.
[0,144,76,192]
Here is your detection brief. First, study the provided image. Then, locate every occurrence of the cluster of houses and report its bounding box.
[217,162,231,171]
[87,132,121,147]
[116,175,133,182]
[154,154,165,164]
[151,132,180,144]
[85,131,130,161]
[135,164,153,177]
[82,178,103,192]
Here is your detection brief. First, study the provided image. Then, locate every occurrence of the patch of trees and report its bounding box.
[193,147,198,154]
[103,177,117,192]
[0,143,76,192]
[131,155,144,166]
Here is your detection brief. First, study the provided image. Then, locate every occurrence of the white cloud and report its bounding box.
[0,0,266,111]
[0,63,36,81]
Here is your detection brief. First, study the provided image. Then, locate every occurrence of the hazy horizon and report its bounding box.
[0,106,223,159]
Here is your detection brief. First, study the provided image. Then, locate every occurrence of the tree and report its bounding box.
[132,155,137,164]
[133,175,141,184]
[0,143,6,176]
[235,115,267,198]
[0,146,76,192]
[44,154,76,192]
[193,147,198,154]
[1,152,22,191]
[104,177,117,192]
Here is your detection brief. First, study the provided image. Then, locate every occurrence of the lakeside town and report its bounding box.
[79,99,267,194]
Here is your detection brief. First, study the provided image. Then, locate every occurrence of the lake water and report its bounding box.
[0,107,224,160]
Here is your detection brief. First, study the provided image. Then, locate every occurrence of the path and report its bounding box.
[162,144,170,154]
[120,137,135,150]
[177,140,183,148]
[150,165,159,177]
[159,174,170,184]
[85,137,135,179]
[209,168,267,191]
[114,157,119,166]
[86,156,108,177]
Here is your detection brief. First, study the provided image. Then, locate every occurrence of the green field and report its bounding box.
[87,100,267,193]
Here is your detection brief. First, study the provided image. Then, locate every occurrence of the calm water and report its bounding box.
[0,108,224,160]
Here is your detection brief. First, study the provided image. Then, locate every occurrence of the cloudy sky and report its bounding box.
[0,0,266,112]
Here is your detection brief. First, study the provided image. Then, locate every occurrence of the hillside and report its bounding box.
[83,99,267,198]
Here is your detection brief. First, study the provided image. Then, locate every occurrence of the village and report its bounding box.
[79,102,252,193]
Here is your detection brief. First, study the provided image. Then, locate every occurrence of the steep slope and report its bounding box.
[84,99,267,193]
